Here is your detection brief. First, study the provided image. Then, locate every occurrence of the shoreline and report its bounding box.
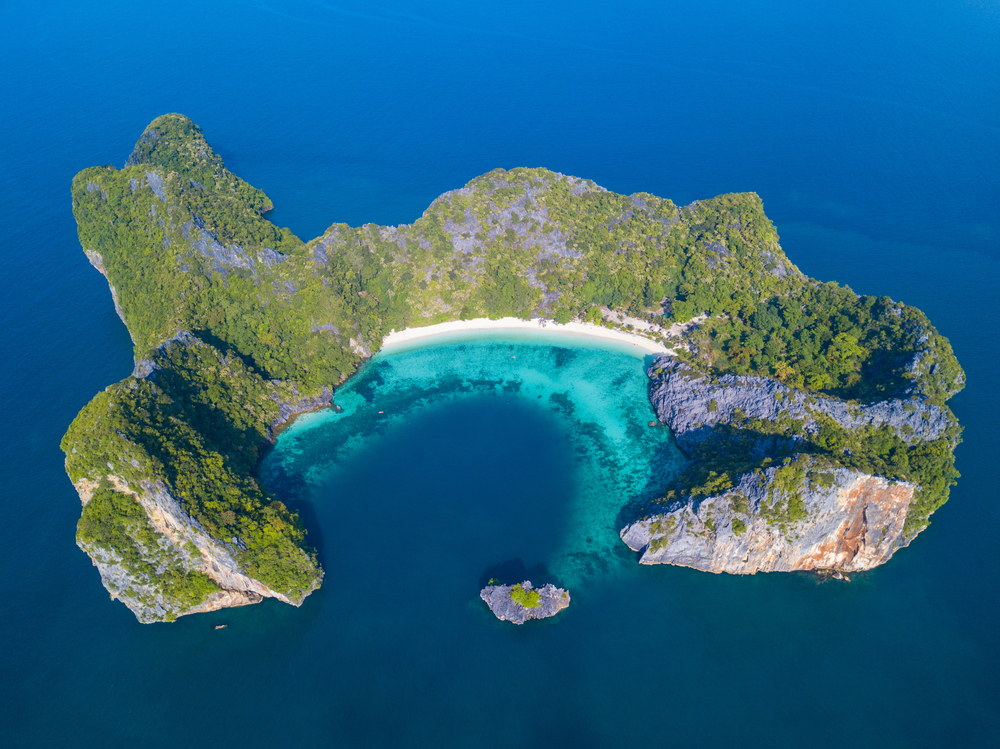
[271,317,678,439]
[380,317,672,355]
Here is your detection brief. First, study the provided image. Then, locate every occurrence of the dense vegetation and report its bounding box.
[662,413,960,535]
[64,113,964,605]
[124,114,301,251]
[509,584,541,608]
[73,115,961,405]
[678,281,962,405]
[63,335,321,599]
[77,481,220,617]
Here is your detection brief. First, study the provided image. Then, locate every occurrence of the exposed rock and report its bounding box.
[124,129,160,167]
[145,171,167,202]
[269,384,333,439]
[181,216,288,277]
[906,347,965,400]
[647,357,949,447]
[128,330,196,379]
[620,460,915,574]
[480,581,570,624]
[67,114,964,619]
[621,354,954,575]
[73,475,317,623]
[68,333,327,623]
[132,358,157,379]
[84,250,135,343]
[349,337,372,358]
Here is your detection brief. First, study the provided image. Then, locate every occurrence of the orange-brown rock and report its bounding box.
[72,475,315,623]
[620,459,917,574]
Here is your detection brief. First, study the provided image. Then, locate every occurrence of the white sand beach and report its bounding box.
[380,317,672,355]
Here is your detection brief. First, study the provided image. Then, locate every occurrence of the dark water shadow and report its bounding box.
[479,559,559,589]
[259,457,327,563]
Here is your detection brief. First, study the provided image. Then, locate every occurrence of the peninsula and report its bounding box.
[63,114,963,621]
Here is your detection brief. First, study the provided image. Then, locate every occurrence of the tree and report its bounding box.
[554,308,574,324]
[772,361,795,382]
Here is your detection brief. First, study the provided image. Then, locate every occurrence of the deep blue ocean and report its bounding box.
[1,1,998,746]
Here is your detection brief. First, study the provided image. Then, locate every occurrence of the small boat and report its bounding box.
[214,624,228,630]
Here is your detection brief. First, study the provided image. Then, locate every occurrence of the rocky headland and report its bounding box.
[65,332,326,622]
[619,356,961,574]
[480,581,571,624]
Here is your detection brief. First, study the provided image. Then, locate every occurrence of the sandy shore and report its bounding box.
[380,317,671,355]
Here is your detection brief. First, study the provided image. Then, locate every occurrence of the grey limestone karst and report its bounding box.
[648,357,951,451]
[64,113,964,624]
[67,332,328,623]
[620,462,915,573]
[74,476,302,623]
[480,581,571,624]
[619,355,958,575]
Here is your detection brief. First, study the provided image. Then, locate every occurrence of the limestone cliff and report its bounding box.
[621,461,915,573]
[84,249,134,343]
[74,477,305,622]
[619,356,961,575]
[649,359,951,450]
[65,114,964,619]
[64,333,327,622]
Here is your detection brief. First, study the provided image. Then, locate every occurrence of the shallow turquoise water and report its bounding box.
[264,332,684,589]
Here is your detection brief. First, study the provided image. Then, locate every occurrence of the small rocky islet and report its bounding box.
[480,581,571,624]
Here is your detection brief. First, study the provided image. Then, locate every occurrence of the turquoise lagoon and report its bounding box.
[263,330,685,591]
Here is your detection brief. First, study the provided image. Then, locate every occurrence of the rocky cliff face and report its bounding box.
[66,114,963,621]
[74,477,302,622]
[619,356,952,575]
[84,249,134,343]
[648,357,949,450]
[64,332,327,623]
[269,384,333,439]
[620,461,914,574]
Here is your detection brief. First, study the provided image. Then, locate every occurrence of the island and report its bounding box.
[63,114,963,622]
[481,581,571,624]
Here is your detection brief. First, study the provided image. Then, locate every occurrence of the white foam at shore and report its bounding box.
[379,317,671,355]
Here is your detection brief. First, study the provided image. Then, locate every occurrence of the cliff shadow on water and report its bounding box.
[478,559,557,590]
[613,427,691,533]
